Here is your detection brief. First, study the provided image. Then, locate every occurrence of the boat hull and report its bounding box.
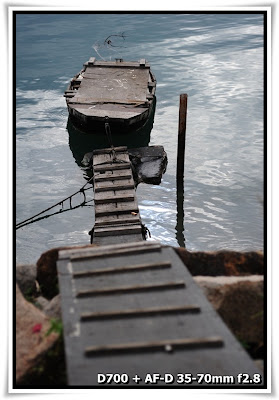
[64,58,156,135]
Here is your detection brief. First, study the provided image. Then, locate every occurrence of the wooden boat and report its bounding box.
[64,57,156,134]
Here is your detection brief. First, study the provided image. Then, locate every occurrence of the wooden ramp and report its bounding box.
[57,241,263,387]
[91,146,143,245]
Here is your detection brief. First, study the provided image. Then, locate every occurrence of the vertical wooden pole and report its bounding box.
[176,94,187,248]
[176,93,188,185]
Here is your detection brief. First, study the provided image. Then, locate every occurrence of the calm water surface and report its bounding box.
[16,13,264,263]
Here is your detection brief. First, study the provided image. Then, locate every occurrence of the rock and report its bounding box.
[81,151,93,167]
[128,146,167,185]
[16,264,37,296]
[35,296,50,311]
[36,244,98,299]
[194,275,264,345]
[44,295,61,320]
[254,359,264,373]
[34,295,61,320]
[16,284,59,383]
[174,247,264,276]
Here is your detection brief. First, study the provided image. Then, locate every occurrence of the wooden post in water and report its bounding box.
[176,93,188,186]
[176,94,188,248]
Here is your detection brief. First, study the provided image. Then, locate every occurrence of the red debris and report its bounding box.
[32,323,42,333]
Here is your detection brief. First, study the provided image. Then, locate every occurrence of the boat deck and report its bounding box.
[65,59,155,127]
[71,66,150,104]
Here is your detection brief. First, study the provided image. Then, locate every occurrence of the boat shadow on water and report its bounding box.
[67,96,156,169]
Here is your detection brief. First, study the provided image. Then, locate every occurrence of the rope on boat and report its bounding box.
[16,177,94,230]
[16,118,148,231]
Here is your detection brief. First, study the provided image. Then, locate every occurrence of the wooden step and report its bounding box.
[94,163,131,172]
[94,194,135,205]
[94,173,132,182]
[94,183,135,193]
[94,224,142,237]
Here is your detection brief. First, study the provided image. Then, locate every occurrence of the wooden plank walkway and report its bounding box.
[57,241,263,387]
[91,146,143,245]
[57,146,263,386]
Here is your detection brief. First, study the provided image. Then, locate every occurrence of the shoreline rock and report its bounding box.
[175,247,264,276]
[16,264,37,296]
[16,284,59,383]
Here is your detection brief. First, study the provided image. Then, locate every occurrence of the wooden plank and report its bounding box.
[72,261,172,278]
[85,60,150,68]
[94,174,132,183]
[81,304,201,321]
[70,242,160,260]
[93,146,127,155]
[93,153,130,165]
[94,215,140,226]
[62,242,162,261]
[94,188,135,198]
[94,194,135,205]
[95,202,139,217]
[88,57,96,65]
[94,234,143,246]
[78,67,150,103]
[94,177,134,188]
[76,281,185,298]
[94,183,135,192]
[94,224,142,237]
[94,163,131,172]
[85,336,224,357]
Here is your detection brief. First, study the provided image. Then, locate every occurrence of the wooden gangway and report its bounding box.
[57,148,263,386]
[57,241,262,387]
[90,146,144,245]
